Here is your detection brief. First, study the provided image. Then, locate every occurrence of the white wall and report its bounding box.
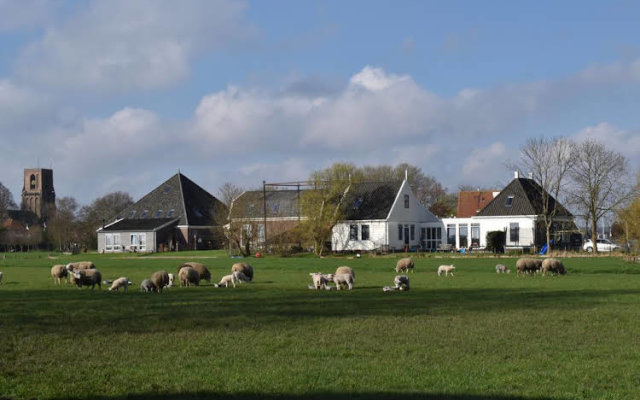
[441,216,537,249]
[333,220,387,251]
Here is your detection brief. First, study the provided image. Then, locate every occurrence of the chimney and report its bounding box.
[528,172,533,179]
[514,171,519,179]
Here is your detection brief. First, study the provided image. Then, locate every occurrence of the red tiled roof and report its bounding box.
[457,191,497,218]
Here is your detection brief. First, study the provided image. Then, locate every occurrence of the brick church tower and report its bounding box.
[21,168,56,221]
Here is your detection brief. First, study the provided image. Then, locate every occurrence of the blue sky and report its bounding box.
[1,0,639,205]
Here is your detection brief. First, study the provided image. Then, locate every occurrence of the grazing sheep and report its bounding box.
[178,266,200,287]
[216,270,248,288]
[51,264,68,284]
[332,273,354,290]
[335,266,355,279]
[168,273,175,287]
[231,263,253,282]
[309,272,333,290]
[108,277,131,292]
[437,265,455,277]
[179,262,211,283]
[73,269,102,290]
[140,279,156,293]
[395,257,414,274]
[150,270,170,293]
[495,264,511,274]
[65,261,95,272]
[516,258,543,276]
[541,258,566,276]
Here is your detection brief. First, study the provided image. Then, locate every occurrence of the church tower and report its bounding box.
[21,168,56,220]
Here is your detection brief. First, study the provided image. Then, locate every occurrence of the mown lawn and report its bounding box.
[0,251,639,400]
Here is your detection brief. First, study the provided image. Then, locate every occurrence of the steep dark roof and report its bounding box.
[342,181,402,220]
[231,189,302,219]
[101,218,178,232]
[477,178,572,217]
[115,173,227,226]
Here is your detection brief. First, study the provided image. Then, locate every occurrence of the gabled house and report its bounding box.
[97,173,227,253]
[332,179,441,252]
[441,172,576,251]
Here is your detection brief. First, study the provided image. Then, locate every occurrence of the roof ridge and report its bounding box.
[177,173,189,225]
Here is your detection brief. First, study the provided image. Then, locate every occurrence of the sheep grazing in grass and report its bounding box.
[73,269,102,290]
[108,277,131,292]
[65,261,95,272]
[383,275,410,292]
[437,265,455,277]
[150,270,170,293]
[332,273,354,290]
[395,257,414,274]
[140,279,155,293]
[495,264,510,274]
[516,258,542,276]
[541,258,566,276]
[309,272,333,290]
[335,266,355,279]
[178,266,200,287]
[51,264,68,284]
[216,270,248,288]
[168,273,175,287]
[231,263,253,282]
[179,262,211,283]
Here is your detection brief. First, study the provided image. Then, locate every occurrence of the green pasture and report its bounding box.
[0,252,639,400]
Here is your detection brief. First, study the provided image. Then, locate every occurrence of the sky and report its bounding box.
[1,0,640,206]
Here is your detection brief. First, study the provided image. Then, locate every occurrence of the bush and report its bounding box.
[486,231,506,253]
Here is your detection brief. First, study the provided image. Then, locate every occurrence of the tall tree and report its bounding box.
[218,182,244,209]
[616,171,640,250]
[515,137,574,254]
[0,182,17,219]
[47,197,79,252]
[568,139,633,253]
[77,191,134,249]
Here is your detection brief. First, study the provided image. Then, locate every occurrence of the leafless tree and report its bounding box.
[0,182,17,220]
[47,196,79,252]
[218,182,244,209]
[515,137,574,254]
[568,139,633,253]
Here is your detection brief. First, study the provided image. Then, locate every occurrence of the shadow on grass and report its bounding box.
[1,285,638,335]
[44,392,569,400]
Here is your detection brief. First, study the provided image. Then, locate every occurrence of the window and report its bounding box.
[459,225,468,248]
[162,186,171,194]
[128,210,136,218]
[167,209,175,217]
[154,210,163,218]
[471,224,480,247]
[106,234,113,251]
[113,234,120,250]
[425,227,442,251]
[410,225,415,241]
[404,194,410,208]
[139,233,146,251]
[257,224,265,243]
[505,196,514,207]
[398,224,403,240]
[361,225,370,240]
[447,224,456,246]
[141,210,149,218]
[350,224,358,240]
[510,223,519,243]
[29,174,37,190]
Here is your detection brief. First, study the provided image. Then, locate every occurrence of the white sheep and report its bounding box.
[231,262,254,282]
[437,265,455,277]
[335,266,355,280]
[395,257,414,273]
[216,270,248,288]
[178,266,200,287]
[51,264,68,284]
[150,270,170,293]
[309,272,333,290]
[108,277,131,292]
[65,261,95,272]
[541,258,566,276]
[140,279,155,293]
[383,275,410,292]
[180,262,211,283]
[332,273,353,290]
[168,273,175,287]
[495,264,510,274]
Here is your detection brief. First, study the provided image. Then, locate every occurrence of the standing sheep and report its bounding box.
[437,265,455,277]
[179,262,211,283]
[65,261,95,272]
[335,266,355,279]
[150,270,170,293]
[516,258,542,275]
[108,277,131,292]
[140,279,156,293]
[309,272,333,290]
[216,271,249,288]
[495,264,511,274]
[51,264,68,284]
[395,257,414,273]
[73,269,102,290]
[541,258,566,276]
[178,266,200,287]
[231,263,253,282]
[332,273,354,290]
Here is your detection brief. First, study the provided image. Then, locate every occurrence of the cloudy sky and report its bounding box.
[1,0,639,205]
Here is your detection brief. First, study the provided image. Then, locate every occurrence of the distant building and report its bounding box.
[97,173,227,253]
[21,168,56,221]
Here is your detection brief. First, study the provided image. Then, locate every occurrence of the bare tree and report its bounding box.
[47,196,79,252]
[515,137,574,254]
[0,182,17,220]
[77,191,134,249]
[568,139,633,253]
[218,182,244,209]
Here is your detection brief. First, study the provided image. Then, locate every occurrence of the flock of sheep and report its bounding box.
[0,255,567,293]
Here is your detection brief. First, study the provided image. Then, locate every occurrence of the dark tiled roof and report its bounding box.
[342,181,403,220]
[5,210,40,226]
[457,191,496,218]
[477,178,572,217]
[101,218,178,232]
[231,189,302,219]
[114,173,227,227]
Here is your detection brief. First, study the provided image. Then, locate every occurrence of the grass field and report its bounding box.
[0,251,639,400]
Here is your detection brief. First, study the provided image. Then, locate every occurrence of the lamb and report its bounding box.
[541,258,566,276]
[150,270,170,293]
[395,257,414,273]
[108,277,131,292]
[516,258,543,275]
[437,265,455,277]
[216,271,248,288]
[383,275,410,292]
[51,264,68,284]
[231,262,253,282]
[65,261,95,272]
[495,264,511,274]
[73,269,102,290]
[140,279,156,293]
[178,266,200,287]
[168,273,175,287]
[179,262,211,283]
[309,272,333,290]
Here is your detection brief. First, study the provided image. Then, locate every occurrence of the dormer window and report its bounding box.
[129,210,136,218]
[154,210,163,218]
[167,209,175,217]
[141,209,149,218]
[404,194,410,208]
[505,196,514,207]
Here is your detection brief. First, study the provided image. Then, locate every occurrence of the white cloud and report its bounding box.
[15,0,254,92]
[571,122,640,166]
[460,142,510,187]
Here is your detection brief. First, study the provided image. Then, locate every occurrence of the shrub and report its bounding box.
[486,231,506,253]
